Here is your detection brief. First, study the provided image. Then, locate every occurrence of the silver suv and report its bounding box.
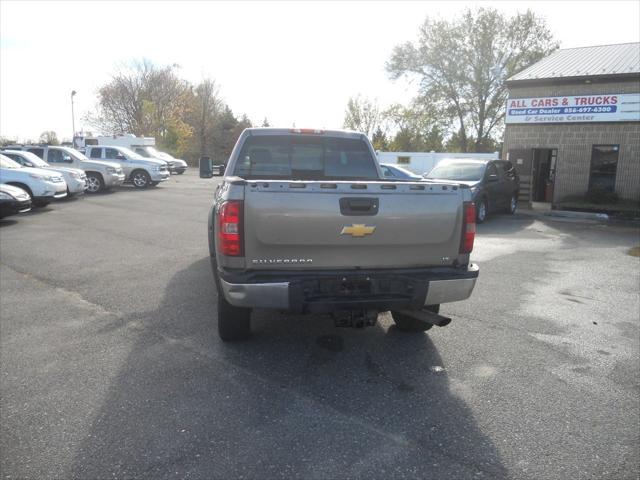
[17,145,125,193]
[85,146,170,188]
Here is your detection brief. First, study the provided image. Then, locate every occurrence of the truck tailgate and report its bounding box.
[243,181,465,269]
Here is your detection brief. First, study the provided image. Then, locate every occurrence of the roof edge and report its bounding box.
[506,72,640,87]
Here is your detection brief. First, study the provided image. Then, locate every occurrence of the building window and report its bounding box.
[397,156,410,164]
[589,145,619,192]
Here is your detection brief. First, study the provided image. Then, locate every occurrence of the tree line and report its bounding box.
[0,61,256,164]
[2,8,557,158]
[344,7,558,153]
[84,60,253,164]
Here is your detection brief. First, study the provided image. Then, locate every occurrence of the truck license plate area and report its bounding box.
[288,273,429,314]
[299,275,417,302]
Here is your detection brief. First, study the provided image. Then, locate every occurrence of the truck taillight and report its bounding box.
[290,128,324,134]
[459,201,476,254]
[218,200,244,256]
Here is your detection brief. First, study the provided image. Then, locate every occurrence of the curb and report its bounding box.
[545,210,609,221]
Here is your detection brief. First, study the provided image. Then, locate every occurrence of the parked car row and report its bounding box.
[0,143,186,220]
[380,158,520,223]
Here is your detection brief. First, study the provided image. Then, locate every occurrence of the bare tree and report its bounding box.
[39,131,59,145]
[87,60,190,138]
[193,79,222,157]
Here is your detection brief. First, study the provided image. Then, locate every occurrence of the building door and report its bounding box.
[507,149,533,203]
[532,148,557,202]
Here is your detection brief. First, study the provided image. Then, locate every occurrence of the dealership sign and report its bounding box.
[505,93,640,124]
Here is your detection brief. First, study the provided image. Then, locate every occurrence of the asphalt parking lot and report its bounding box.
[1,169,639,480]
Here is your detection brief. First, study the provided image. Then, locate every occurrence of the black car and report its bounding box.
[380,163,424,181]
[0,184,32,219]
[425,159,519,223]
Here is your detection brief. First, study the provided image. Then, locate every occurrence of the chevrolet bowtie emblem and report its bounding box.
[341,224,376,237]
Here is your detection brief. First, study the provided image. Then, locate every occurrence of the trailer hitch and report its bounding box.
[333,309,379,328]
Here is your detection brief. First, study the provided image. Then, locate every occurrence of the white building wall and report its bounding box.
[376,151,500,174]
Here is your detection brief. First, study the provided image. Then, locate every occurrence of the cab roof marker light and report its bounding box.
[290,129,325,134]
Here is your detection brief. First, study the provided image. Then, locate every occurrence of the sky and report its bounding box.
[1,0,639,141]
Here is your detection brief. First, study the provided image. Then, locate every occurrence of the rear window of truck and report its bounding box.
[233,135,379,180]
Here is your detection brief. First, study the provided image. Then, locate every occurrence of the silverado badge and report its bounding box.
[341,224,376,237]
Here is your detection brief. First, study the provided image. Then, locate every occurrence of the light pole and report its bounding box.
[71,90,77,147]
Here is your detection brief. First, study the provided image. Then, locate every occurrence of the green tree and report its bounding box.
[343,96,383,138]
[261,117,271,127]
[387,8,557,152]
[371,127,389,151]
[384,104,444,152]
[39,131,59,145]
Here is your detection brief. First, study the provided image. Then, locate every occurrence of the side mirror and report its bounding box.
[115,154,126,160]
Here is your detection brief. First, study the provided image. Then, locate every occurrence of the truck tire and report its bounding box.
[506,194,517,214]
[85,172,104,193]
[131,170,151,189]
[476,197,488,224]
[217,295,251,341]
[391,305,439,332]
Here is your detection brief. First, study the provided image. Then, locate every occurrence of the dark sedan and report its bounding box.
[0,184,32,219]
[425,159,519,223]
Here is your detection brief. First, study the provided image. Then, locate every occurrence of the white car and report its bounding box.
[133,146,187,174]
[0,154,67,206]
[85,146,170,188]
[2,150,87,197]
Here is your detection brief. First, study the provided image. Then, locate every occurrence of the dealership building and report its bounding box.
[503,42,640,207]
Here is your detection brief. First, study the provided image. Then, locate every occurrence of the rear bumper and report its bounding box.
[217,264,479,312]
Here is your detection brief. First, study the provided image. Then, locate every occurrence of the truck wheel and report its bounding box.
[132,170,151,189]
[506,194,517,214]
[217,295,251,341]
[476,198,488,224]
[391,305,439,332]
[85,172,104,193]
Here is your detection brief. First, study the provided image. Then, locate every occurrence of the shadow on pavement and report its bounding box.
[0,218,19,226]
[69,258,508,479]
[476,212,536,235]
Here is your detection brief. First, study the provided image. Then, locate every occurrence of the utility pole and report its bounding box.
[71,90,77,147]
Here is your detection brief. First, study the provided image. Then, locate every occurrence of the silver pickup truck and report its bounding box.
[208,128,479,341]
